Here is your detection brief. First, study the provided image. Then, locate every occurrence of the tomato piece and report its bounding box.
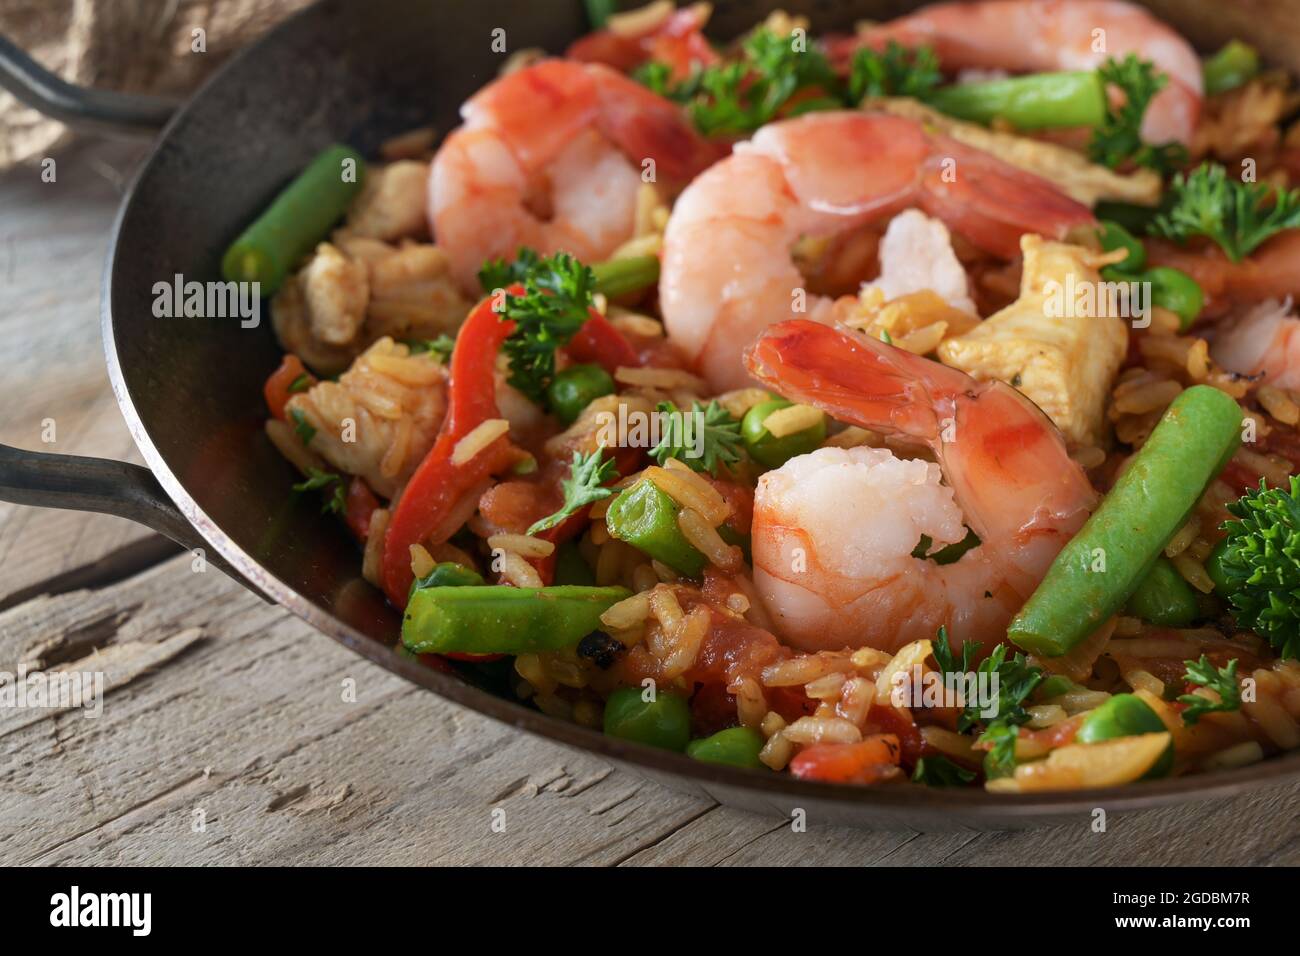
[344,477,380,541]
[788,735,901,784]
[264,354,312,420]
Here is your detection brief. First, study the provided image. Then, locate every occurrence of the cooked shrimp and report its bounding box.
[743,319,1095,653]
[659,110,1094,390]
[566,1,717,80]
[1147,231,1300,316]
[429,59,720,292]
[842,0,1202,145]
[1211,298,1300,390]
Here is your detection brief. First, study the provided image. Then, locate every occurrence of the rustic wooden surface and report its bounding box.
[1,138,1297,867]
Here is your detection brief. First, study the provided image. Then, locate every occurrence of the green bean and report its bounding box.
[924,72,1107,129]
[603,687,692,751]
[1143,266,1204,330]
[1203,40,1260,97]
[546,363,615,425]
[741,398,827,468]
[686,727,766,769]
[1076,693,1174,778]
[408,561,485,603]
[606,479,707,576]
[1008,386,1242,656]
[1096,220,1147,277]
[590,255,660,299]
[1124,556,1200,627]
[221,144,366,295]
[401,585,630,655]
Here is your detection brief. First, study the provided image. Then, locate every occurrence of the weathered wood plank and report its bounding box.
[0,139,160,607]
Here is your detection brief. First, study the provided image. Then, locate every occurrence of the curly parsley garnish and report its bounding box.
[1150,163,1300,262]
[405,334,456,363]
[1178,656,1243,726]
[649,400,744,477]
[526,449,618,535]
[912,754,977,788]
[289,407,316,445]
[479,249,595,402]
[1087,54,1186,174]
[847,41,942,102]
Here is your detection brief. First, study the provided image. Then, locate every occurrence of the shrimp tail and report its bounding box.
[744,319,973,447]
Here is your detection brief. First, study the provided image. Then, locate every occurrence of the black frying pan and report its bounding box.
[2,0,1299,829]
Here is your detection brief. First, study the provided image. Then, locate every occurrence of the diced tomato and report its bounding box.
[788,735,901,784]
[264,354,313,421]
[866,703,925,769]
[690,681,739,737]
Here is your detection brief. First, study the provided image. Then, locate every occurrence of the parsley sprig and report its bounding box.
[405,334,456,363]
[649,400,744,477]
[479,249,595,402]
[912,755,976,788]
[931,627,1044,778]
[847,41,942,102]
[1087,54,1187,174]
[1150,163,1300,262]
[1178,656,1243,726]
[292,467,345,515]
[526,449,618,535]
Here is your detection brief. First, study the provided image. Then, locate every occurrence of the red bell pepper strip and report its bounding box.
[564,308,641,374]
[344,477,379,541]
[264,354,313,420]
[380,295,520,606]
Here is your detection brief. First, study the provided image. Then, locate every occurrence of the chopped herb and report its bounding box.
[978,721,1021,780]
[292,467,345,515]
[1150,163,1300,262]
[406,334,456,362]
[289,407,316,445]
[880,329,893,345]
[526,449,618,535]
[478,249,595,402]
[847,40,942,103]
[1178,655,1243,725]
[1087,54,1187,173]
[287,373,312,394]
[912,754,977,787]
[649,399,744,476]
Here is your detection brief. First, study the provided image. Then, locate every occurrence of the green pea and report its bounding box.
[1143,266,1204,331]
[1203,40,1260,97]
[1206,537,1236,597]
[685,726,765,769]
[1036,675,1075,700]
[546,363,615,426]
[602,687,691,752]
[1124,556,1200,627]
[1097,220,1146,277]
[741,398,827,468]
[1077,693,1173,778]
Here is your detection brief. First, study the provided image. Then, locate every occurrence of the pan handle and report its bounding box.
[0,442,246,582]
[0,34,177,134]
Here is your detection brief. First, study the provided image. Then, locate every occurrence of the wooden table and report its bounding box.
[2,139,1296,867]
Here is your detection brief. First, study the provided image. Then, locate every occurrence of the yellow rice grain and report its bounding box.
[874,639,932,705]
[1187,537,1214,561]
[534,693,573,720]
[515,654,555,695]
[761,403,822,439]
[716,388,772,419]
[1164,515,1201,558]
[782,716,862,746]
[661,606,709,679]
[804,672,848,701]
[1055,687,1112,715]
[1199,740,1265,772]
[572,698,602,728]
[608,0,674,37]
[501,551,544,589]
[361,508,391,587]
[596,538,633,586]
[367,350,443,386]
[631,563,659,593]
[726,592,750,615]
[1243,673,1300,748]
[760,710,787,738]
[733,678,767,729]
[1236,446,1295,487]
[1148,306,1182,335]
[1185,338,1210,381]
[379,416,413,479]
[1123,669,1165,697]
[546,657,587,689]
[648,586,686,634]
[1171,551,1215,594]
[488,533,555,559]
[836,676,874,726]
[601,591,651,631]
[615,365,708,392]
[759,731,794,770]
[762,653,855,687]
[894,321,948,355]
[677,507,742,570]
[608,310,664,338]
[379,125,436,160]
[610,233,663,261]
[1027,704,1068,728]
[1114,377,1183,415]
[823,426,884,449]
[1071,445,1107,470]
[451,418,509,465]
[850,646,893,677]
[409,543,435,580]
[589,522,611,545]
[646,463,730,524]
[1257,384,1300,425]
[651,560,679,582]
[1283,687,1300,718]
[921,726,979,764]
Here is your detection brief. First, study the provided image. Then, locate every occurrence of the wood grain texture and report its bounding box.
[1,142,1296,867]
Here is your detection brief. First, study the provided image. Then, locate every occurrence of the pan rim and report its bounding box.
[98,0,1300,827]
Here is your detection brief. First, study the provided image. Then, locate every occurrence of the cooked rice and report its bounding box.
[362,507,390,586]
[761,403,822,438]
[759,731,794,770]
[782,716,862,745]
[450,418,509,465]
[677,507,742,571]
[487,533,555,559]
[645,462,730,525]
[836,675,874,726]
[762,652,856,687]
[499,551,543,589]
[615,365,708,392]
[409,543,436,580]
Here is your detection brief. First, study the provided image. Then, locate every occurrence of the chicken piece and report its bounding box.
[874,97,1162,208]
[285,337,447,498]
[344,160,430,241]
[937,235,1128,447]
[301,242,369,346]
[359,241,474,341]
